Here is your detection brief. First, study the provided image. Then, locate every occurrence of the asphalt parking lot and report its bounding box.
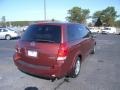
[0,34,120,90]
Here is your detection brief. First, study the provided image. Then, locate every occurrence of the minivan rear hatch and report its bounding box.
[19,24,61,67]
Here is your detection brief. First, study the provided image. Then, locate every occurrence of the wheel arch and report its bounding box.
[67,53,82,78]
[5,34,11,37]
[71,52,83,71]
[5,34,11,39]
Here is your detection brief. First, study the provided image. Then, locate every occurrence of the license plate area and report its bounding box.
[27,50,38,57]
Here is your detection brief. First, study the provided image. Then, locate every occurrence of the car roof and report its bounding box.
[33,21,83,26]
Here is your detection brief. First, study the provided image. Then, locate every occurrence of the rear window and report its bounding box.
[21,24,61,43]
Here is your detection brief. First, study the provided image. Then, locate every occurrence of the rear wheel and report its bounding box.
[70,57,81,78]
[5,35,11,40]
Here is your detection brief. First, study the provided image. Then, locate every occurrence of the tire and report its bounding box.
[5,35,11,40]
[70,57,81,78]
[91,46,95,54]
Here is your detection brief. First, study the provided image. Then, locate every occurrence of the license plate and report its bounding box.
[28,50,37,57]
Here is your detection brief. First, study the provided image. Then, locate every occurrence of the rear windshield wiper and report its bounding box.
[35,39,55,43]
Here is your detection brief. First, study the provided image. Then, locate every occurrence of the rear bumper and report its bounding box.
[13,54,64,79]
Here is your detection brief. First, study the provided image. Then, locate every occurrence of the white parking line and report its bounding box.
[0,76,2,80]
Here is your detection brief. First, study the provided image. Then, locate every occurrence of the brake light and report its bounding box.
[15,41,20,53]
[57,43,68,60]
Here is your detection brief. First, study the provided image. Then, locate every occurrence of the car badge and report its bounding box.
[30,42,35,46]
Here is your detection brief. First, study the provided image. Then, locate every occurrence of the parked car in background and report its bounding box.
[13,22,96,81]
[89,27,100,33]
[22,26,28,31]
[0,27,19,40]
[116,28,120,35]
[101,27,117,34]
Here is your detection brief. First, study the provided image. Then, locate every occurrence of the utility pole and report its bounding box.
[1,16,6,27]
[44,0,46,20]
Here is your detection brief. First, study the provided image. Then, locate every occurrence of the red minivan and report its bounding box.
[13,22,96,80]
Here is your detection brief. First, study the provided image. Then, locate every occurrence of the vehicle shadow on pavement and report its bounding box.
[24,87,38,90]
[54,78,70,90]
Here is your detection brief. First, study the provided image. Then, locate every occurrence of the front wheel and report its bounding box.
[5,35,11,40]
[70,57,81,78]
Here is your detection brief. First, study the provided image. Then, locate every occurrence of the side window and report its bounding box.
[84,27,92,38]
[0,29,2,32]
[0,29,4,32]
[79,26,91,38]
[67,24,81,41]
[3,29,8,32]
[67,24,75,41]
[67,24,92,41]
[77,25,85,38]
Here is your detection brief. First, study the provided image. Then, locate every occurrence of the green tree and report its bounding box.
[93,6,118,26]
[95,17,102,27]
[0,16,6,27]
[66,7,90,23]
[115,20,120,27]
[1,16,6,22]
[93,11,102,18]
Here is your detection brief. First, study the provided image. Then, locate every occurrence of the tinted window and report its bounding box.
[21,25,61,43]
[67,24,81,41]
[79,26,90,38]
[84,27,92,38]
[0,29,2,32]
[77,25,86,38]
[3,29,8,32]
[67,24,90,41]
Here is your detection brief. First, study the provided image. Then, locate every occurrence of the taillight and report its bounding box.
[15,41,21,53]
[57,43,68,60]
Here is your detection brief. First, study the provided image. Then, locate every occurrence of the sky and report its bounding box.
[0,0,120,21]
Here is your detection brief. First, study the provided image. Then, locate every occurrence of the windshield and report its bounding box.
[21,24,61,43]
